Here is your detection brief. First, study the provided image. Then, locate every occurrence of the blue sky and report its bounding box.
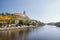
[0,0,60,23]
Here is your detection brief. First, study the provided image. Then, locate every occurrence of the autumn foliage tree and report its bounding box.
[0,14,15,23]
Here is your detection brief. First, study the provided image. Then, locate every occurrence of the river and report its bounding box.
[0,25,60,40]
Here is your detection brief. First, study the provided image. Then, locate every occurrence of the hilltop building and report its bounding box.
[14,11,29,18]
[14,11,29,24]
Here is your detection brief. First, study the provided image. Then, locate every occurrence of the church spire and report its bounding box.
[23,11,26,14]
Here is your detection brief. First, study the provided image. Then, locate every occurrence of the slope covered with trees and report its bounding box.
[0,13,44,27]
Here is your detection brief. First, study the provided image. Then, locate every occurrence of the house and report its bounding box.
[14,11,29,18]
[14,11,29,25]
[15,13,26,18]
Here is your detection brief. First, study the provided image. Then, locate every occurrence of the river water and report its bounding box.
[0,25,60,40]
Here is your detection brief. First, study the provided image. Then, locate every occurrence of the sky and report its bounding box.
[0,0,60,23]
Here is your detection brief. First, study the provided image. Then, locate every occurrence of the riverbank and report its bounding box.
[0,25,36,31]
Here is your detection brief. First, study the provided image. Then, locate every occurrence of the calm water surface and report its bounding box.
[0,25,60,40]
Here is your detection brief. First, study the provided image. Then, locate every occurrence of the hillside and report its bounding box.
[0,12,44,27]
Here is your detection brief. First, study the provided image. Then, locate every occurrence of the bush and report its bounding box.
[0,23,2,27]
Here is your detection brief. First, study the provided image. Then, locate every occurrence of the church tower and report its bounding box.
[23,11,26,15]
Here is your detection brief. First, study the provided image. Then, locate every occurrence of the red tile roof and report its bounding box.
[15,13,26,17]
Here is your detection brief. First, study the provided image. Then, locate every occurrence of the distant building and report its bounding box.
[15,13,26,17]
[15,19,19,24]
[14,11,29,18]
[14,11,29,24]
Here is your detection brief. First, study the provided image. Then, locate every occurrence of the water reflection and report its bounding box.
[0,31,11,40]
[26,25,60,40]
[0,30,28,40]
[1,25,60,40]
